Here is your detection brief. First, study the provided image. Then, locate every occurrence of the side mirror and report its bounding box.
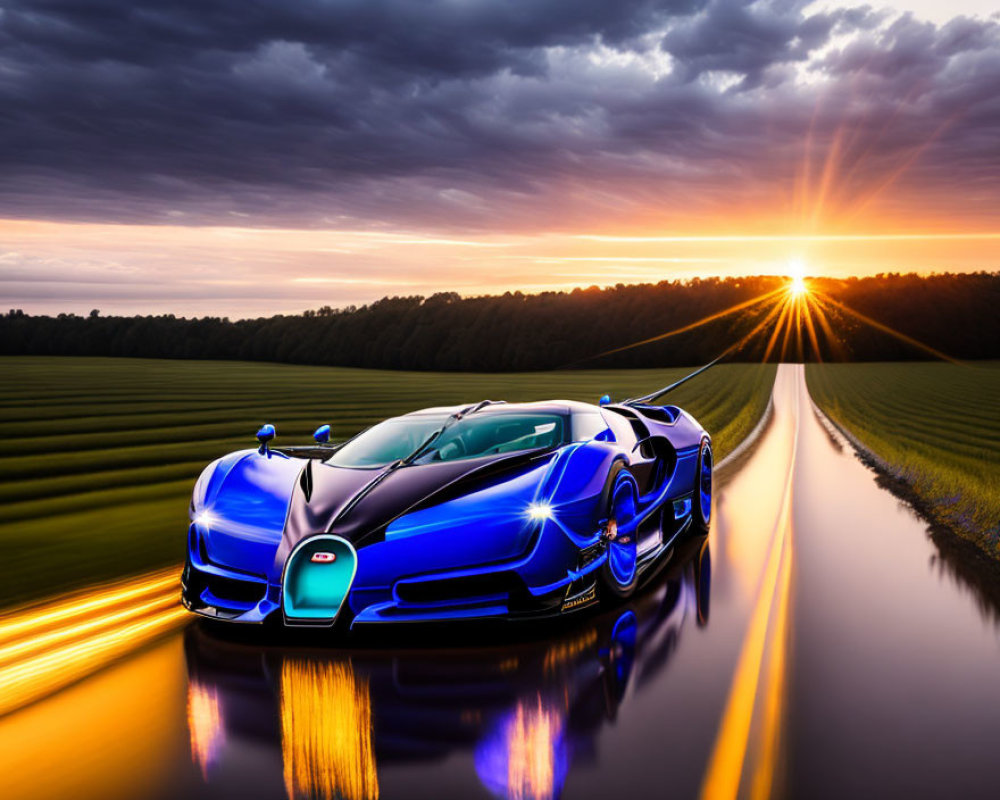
[599,394,611,406]
[256,423,276,456]
[313,424,331,444]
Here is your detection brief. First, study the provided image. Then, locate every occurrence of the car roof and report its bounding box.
[404,399,603,417]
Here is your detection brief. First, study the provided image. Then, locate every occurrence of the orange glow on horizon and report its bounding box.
[2,215,998,318]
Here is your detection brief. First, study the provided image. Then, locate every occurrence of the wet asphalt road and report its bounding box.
[3,364,1000,800]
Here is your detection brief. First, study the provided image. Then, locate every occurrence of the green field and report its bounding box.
[0,357,775,608]
[807,362,1000,555]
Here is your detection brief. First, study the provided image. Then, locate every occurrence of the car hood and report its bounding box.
[270,448,556,578]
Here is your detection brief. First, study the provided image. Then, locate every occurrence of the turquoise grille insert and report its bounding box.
[282,535,357,624]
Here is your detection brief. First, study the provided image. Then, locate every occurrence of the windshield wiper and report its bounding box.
[400,413,461,465]
[400,400,505,465]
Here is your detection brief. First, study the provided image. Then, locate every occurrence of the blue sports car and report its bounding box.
[181,396,712,629]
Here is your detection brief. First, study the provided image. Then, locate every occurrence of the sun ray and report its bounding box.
[812,291,959,364]
[803,293,845,361]
[800,294,823,362]
[565,286,787,366]
[722,296,789,359]
[762,297,794,363]
[777,300,798,363]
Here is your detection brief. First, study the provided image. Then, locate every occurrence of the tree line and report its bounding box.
[3,272,998,370]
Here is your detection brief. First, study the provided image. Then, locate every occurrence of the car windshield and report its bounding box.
[327,415,450,468]
[412,413,566,463]
[326,412,567,468]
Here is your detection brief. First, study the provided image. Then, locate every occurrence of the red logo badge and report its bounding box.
[311,552,336,563]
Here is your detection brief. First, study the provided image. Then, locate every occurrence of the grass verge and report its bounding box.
[806,361,1000,558]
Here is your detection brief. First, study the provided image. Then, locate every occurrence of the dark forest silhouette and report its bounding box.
[3,273,997,370]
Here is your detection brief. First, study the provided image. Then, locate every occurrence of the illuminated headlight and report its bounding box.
[527,502,554,521]
[193,510,218,529]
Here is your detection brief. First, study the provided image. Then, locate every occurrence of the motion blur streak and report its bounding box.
[0,567,178,644]
[0,568,184,717]
[188,681,225,779]
[700,370,798,800]
[280,659,379,800]
[0,593,179,667]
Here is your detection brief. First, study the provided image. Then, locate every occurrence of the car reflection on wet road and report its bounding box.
[183,537,710,800]
[3,364,1000,800]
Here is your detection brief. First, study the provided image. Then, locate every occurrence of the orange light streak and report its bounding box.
[0,605,186,717]
[0,567,178,645]
[0,567,185,718]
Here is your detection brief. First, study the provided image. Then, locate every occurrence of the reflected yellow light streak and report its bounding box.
[188,680,225,778]
[506,696,563,800]
[700,373,798,800]
[280,659,379,800]
[543,628,598,675]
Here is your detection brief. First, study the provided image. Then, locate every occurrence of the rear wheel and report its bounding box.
[600,468,640,602]
[693,439,713,532]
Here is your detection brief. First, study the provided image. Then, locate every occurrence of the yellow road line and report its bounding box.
[700,369,799,800]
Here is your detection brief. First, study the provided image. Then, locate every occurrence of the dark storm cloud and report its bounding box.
[0,0,998,228]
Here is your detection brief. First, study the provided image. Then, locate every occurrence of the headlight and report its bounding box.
[526,501,554,521]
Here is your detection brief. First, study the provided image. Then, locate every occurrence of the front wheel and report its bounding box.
[600,468,640,602]
[693,439,713,532]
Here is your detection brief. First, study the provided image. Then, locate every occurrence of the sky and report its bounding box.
[1,0,998,317]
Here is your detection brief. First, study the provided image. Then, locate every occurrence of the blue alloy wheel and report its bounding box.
[696,440,713,530]
[602,470,639,599]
